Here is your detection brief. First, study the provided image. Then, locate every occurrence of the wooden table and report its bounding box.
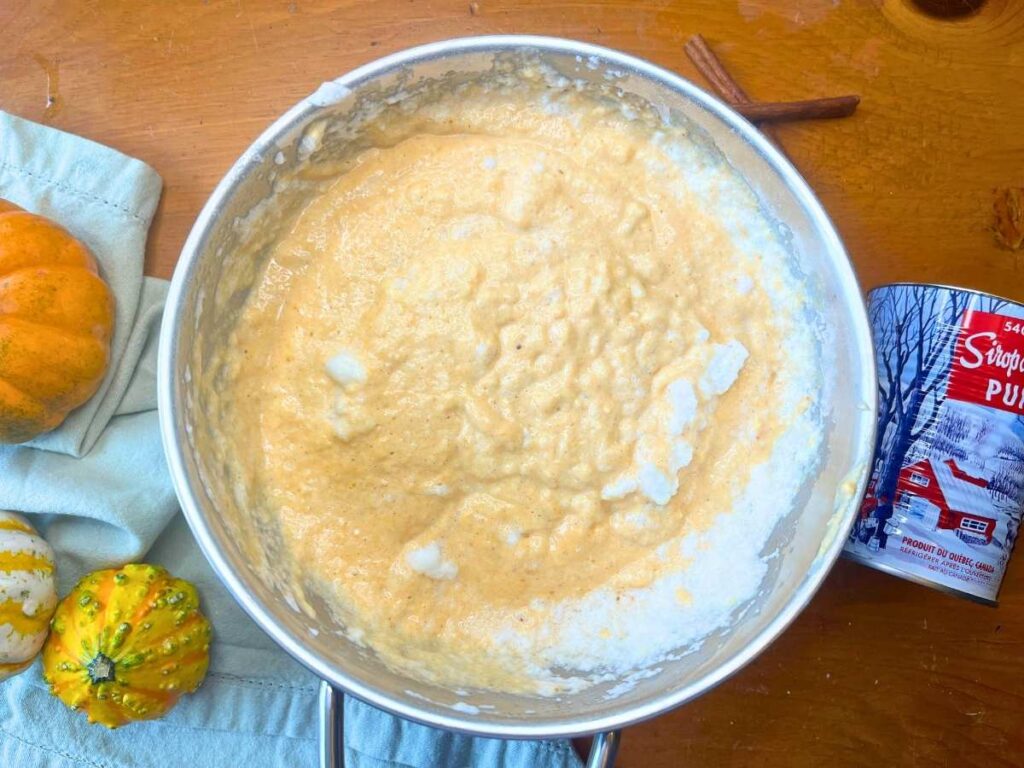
[3,1,1023,765]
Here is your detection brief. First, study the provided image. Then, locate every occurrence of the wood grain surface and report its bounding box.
[2,1,1023,765]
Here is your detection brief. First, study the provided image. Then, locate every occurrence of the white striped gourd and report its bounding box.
[0,510,57,679]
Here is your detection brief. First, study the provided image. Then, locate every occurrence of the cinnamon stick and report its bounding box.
[684,34,860,125]
[684,34,752,105]
[732,95,860,123]
[684,33,790,154]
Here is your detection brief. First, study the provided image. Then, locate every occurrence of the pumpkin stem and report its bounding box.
[87,652,116,684]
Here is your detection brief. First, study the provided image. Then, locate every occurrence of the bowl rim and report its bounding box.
[158,34,877,739]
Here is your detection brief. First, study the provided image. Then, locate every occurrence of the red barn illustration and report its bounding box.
[895,458,998,544]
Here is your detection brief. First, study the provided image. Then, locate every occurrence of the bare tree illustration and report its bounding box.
[855,286,972,546]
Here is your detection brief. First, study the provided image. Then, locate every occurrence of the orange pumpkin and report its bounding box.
[0,199,114,443]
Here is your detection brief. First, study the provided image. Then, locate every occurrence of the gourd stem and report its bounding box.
[87,652,116,684]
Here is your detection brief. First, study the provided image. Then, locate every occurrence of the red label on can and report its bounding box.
[947,310,1024,415]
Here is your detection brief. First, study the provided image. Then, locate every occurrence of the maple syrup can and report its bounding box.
[845,283,1024,605]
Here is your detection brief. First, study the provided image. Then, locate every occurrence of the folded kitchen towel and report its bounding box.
[0,112,582,768]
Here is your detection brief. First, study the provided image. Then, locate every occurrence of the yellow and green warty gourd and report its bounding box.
[0,510,57,679]
[42,564,212,728]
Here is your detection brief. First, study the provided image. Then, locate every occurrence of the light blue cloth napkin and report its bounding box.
[0,112,582,768]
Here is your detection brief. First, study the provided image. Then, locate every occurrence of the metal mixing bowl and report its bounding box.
[158,35,877,767]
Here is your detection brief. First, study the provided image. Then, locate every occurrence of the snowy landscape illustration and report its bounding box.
[848,285,1024,599]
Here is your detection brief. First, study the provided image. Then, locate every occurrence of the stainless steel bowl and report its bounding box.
[158,35,877,767]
